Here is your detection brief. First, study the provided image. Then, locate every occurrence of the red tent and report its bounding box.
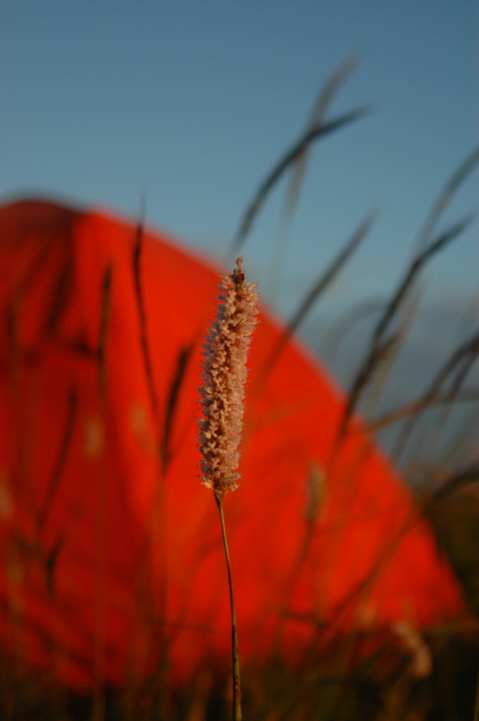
[0,199,467,689]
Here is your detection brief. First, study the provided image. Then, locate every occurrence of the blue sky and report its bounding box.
[0,1,477,338]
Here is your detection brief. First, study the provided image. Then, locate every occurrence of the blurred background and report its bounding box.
[0,0,477,468]
[0,7,478,718]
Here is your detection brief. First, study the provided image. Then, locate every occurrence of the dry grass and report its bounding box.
[0,61,478,720]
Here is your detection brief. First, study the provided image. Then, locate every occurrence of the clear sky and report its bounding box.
[0,1,477,342]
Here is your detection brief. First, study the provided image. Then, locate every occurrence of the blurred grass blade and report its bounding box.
[415,144,479,255]
[393,326,479,459]
[373,213,476,345]
[338,213,476,440]
[230,107,370,253]
[259,212,374,380]
[322,298,385,363]
[425,465,479,508]
[436,344,479,429]
[269,56,362,301]
[133,216,160,425]
[37,390,77,533]
[160,343,194,470]
[368,388,479,432]
[285,55,361,219]
[364,277,423,425]
[98,264,113,398]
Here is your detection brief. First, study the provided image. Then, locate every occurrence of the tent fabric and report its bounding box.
[0,199,467,689]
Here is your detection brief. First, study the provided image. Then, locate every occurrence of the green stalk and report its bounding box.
[216,497,242,721]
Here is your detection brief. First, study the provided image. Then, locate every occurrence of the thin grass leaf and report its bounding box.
[424,465,479,509]
[37,390,77,534]
[44,254,74,337]
[322,298,385,363]
[284,55,361,221]
[374,213,475,346]
[268,58,366,301]
[230,107,370,253]
[45,534,66,596]
[339,214,476,440]
[98,264,113,397]
[415,144,479,255]
[335,334,398,444]
[368,388,479,432]
[392,326,479,459]
[436,348,479,430]
[160,343,194,471]
[133,218,160,425]
[260,213,374,381]
[364,277,424,426]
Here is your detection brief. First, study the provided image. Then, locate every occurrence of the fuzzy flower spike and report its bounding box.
[198,257,259,501]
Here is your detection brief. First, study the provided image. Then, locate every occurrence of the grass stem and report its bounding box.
[216,496,242,721]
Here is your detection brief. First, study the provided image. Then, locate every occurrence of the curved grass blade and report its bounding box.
[338,213,476,441]
[373,214,475,346]
[133,216,160,426]
[37,390,77,534]
[230,107,370,253]
[160,343,195,470]
[367,388,479,432]
[321,298,385,363]
[285,55,361,219]
[415,144,479,255]
[98,264,113,398]
[259,212,374,382]
[392,326,479,459]
[269,56,362,301]
[424,465,479,509]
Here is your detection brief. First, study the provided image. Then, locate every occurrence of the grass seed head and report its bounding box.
[198,257,259,501]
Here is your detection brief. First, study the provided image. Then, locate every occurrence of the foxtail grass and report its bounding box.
[198,258,259,721]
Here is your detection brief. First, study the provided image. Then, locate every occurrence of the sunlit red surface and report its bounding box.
[0,199,467,688]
